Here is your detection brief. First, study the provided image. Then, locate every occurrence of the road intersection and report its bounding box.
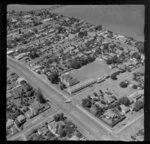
[7,56,117,140]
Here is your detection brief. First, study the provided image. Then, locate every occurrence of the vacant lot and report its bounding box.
[70,60,111,83]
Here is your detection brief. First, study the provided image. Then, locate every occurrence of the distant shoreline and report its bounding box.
[7,5,144,42]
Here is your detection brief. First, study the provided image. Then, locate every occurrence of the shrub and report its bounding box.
[120,81,128,88]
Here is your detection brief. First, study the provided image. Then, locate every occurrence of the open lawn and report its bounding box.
[70,60,111,83]
[95,66,144,98]
[117,116,144,141]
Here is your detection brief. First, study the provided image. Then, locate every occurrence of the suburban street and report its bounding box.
[7,56,117,141]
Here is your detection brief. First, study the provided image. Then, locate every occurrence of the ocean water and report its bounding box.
[7,5,144,41]
[53,5,144,41]
[7,4,55,11]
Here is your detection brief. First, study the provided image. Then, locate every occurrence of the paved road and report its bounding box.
[7,56,117,141]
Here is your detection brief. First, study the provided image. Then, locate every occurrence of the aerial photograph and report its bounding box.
[7,4,144,141]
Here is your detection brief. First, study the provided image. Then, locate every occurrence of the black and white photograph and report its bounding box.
[4,3,147,141]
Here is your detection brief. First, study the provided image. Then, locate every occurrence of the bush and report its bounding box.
[120,81,128,88]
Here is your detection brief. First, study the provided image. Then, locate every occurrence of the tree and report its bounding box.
[48,72,59,84]
[47,131,55,140]
[64,120,76,137]
[106,58,113,65]
[82,98,92,108]
[132,84,138,89]
[111,73,118,80]
[78,31,87,38]
[132,52,141,59]
[133,100,143,112]
[119,96,130,106]
[76,130,83,138]
[70,58,82,69]
[120,81,128,88]
[54,113,65,122]
[95,105,104,117]
[29,49,40,59]
[93,92,98,97]
[135,41,144,54]
[95,25,102,31]
[36,88,46,103]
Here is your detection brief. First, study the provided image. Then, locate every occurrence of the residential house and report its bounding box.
[6,119,14,129]
[10,125,18,135]
[24,109,33,119]
[38,126,48,136]
[60,73,80,88]
[103,109,117,119]
[16,77,25,85]
[48,121,59,137]
[103,95,115,104]
[29,101,42,116]
[95,101,106,109]
[23,15,32,19]
[69,135,80,140]
[17,114,26,124]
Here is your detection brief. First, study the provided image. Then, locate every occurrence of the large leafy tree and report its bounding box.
[120,81,128,88]
[48,71,59,84]
[119,96,130,106]
[82,98,92,108]
[133,100,144,112]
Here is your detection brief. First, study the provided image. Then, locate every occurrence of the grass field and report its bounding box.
[70,60,111,83]
[94,66,144,98]
[117,116,144,141]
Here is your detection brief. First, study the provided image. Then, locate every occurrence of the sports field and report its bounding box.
[70,60,111,83]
